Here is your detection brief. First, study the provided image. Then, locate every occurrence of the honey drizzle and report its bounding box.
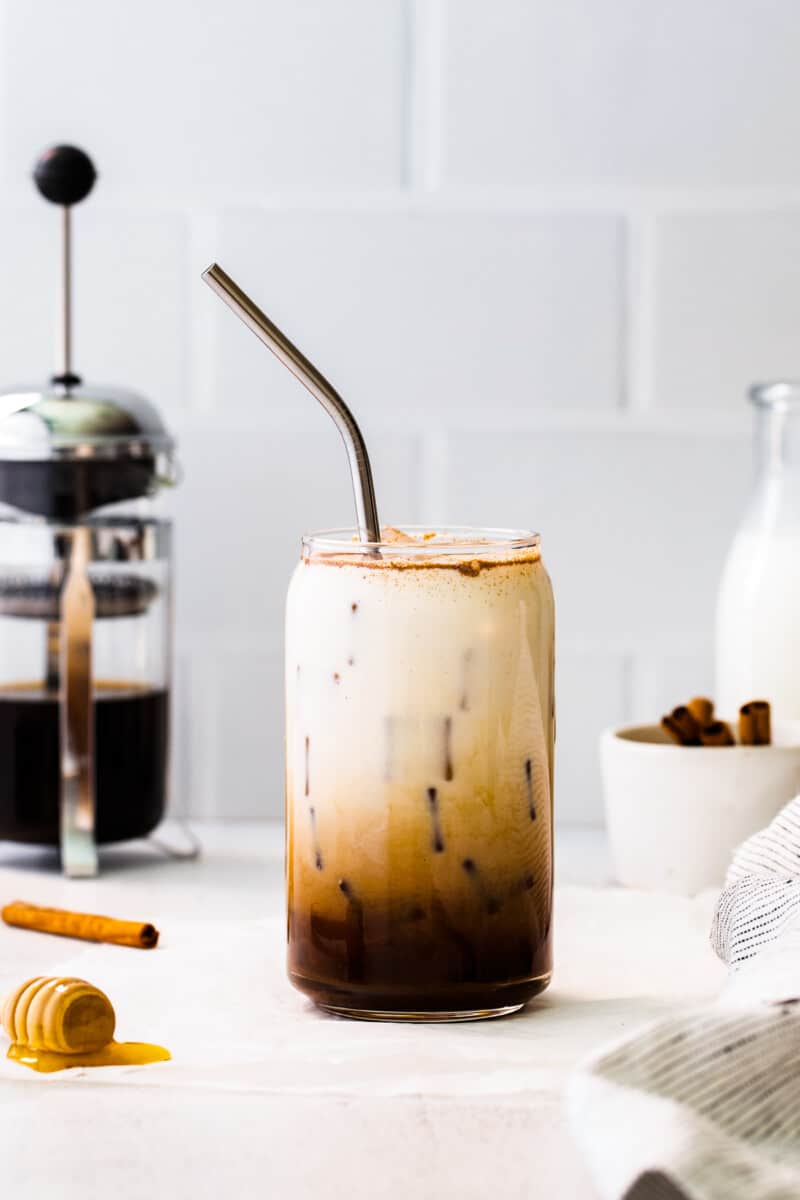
[8,1040,170,1073]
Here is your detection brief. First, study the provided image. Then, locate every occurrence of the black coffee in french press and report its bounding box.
[0,145,178,875]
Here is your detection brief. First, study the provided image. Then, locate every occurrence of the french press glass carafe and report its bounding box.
[0,146,178,877]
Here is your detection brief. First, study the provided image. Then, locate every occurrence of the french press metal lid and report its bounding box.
[0,147,175,520]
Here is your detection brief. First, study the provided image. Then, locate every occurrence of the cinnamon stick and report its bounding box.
[661,706,702,746]
[1,901,159,949]
[700,720,735,747]
[739,701,772,746]
[661,715,685,745]
[687,697,714,727]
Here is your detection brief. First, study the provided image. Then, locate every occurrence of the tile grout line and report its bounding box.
[400,0,416,190]
[168,407,752,437]
[404,0,445,193]
[9,186,800,216]
[622,210,657,414]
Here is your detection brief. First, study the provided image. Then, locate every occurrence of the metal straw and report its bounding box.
[202,263,381,544]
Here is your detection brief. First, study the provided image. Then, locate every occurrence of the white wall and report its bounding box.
[2,0,799,823]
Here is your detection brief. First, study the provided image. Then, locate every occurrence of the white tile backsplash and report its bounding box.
[630,641,716,732]
[0,208,54,383]
[0,0,796,825]
[556,650,630,826]
[170,424,419,638]
[0,0,407,202]
[208,646,285,820]
[441,430,750,642]
[653,212,800,411]
[440,0,800,186]
[0,208,188,409]
[212,208,624,422]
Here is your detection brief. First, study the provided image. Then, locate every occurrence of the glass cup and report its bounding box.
[285,526,555,1021]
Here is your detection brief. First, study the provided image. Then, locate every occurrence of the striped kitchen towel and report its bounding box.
[569,796,800,1200]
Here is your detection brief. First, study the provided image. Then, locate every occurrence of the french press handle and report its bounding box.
[59,528,97,878]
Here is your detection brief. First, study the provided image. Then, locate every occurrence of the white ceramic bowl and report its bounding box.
[600,721,800,895]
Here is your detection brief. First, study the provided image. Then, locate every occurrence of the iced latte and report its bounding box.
[286,527,555,1020]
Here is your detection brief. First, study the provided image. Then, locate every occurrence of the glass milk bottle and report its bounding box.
[716,382,800,720]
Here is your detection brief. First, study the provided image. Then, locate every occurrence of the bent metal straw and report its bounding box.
[201,263,381,544]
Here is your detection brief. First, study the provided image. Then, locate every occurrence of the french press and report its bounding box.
[0,146,178,877]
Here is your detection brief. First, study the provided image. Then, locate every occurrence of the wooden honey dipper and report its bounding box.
[2,976,115,1054]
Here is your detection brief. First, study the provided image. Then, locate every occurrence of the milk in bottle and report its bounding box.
[717,383,800,719]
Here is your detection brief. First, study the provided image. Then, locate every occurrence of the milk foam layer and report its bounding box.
[285,534,555,1003]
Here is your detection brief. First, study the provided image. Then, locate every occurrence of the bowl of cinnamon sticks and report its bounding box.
[600,697,800,895]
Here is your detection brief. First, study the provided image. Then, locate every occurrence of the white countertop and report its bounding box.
[0,825,726,1200]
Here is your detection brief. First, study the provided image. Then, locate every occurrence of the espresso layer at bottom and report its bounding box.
[288,971,552,1016]
[288,890,552,1015]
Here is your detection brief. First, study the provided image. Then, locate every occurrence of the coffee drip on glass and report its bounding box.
[0,145,178,876]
